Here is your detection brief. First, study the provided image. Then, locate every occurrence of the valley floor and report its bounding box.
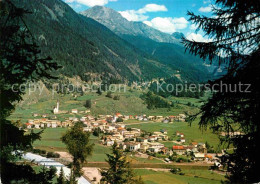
[10,91,226,183]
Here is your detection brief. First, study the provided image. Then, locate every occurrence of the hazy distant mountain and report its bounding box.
[81,6,180,43]
[172,32,185,39]
[12,0,172,82]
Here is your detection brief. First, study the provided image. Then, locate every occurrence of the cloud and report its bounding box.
[171,17,189,29]
[119,3,188,34]
[119,10,148,21]
[65,0,117,7]
[143,21,152,27]
[119,4,167,21]
[186,33,212,42]
[144,17,176,33]
[190,24,198,30]
[199,5,212,12]
[144,17,188,34]
[137,4,167,14]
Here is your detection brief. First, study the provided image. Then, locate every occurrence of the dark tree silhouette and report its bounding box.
[0,0,60,119]
[0,0,60,183]
[182,0,260,183]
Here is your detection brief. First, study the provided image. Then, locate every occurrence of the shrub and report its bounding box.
[85,99,91,108]
[176,157,189,163]
[33,149,46,155]
[113,95,120,100]
[47,152,60,158]
[170,167,181,174]
[106,91,113,98]
[116,117,123,122]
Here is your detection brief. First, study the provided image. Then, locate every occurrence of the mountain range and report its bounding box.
[82,6,218,82]
[12,0,218,83]
[81,6,180,44]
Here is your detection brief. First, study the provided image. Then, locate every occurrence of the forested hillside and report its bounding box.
[12,0,171,82]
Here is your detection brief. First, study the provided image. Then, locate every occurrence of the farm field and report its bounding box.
[135,169,226,184]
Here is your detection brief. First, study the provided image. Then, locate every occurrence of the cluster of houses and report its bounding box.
[176,131,186,143]
[26,109,187,129]
[130,114,186,122]
[99,125,170,154]
[172,144,220,161]
[24,112,218,162]
[26,117,77,129]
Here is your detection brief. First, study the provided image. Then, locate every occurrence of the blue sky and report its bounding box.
[63,0,214,41]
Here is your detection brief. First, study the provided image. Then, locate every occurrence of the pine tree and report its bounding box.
[183,0,260,183]
[57,167,66,184]
[0,0,60,183]
[100,143,144,184]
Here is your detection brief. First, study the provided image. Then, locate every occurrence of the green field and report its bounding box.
[33,128,111,162]
[135,169,226,184]
[33,128,67,149]
[126,121,221,150]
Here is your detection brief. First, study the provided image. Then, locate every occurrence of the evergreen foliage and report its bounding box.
[57,167,66,184]
[140,91,172,109]
[100,143,144,184]
[0,0,59,183]
[183,0,260,183]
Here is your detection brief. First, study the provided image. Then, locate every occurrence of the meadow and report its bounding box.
[135,169,226,184]
[33,128,111,162]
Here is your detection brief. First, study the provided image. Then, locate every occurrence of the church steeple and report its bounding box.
[53,100,59,114]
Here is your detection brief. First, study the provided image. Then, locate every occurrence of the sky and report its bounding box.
[63,0,215,42]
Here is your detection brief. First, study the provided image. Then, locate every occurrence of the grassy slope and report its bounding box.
[9,88,200,122]
[135,169,226,184]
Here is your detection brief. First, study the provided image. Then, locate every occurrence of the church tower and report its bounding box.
[53,101,59,114]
